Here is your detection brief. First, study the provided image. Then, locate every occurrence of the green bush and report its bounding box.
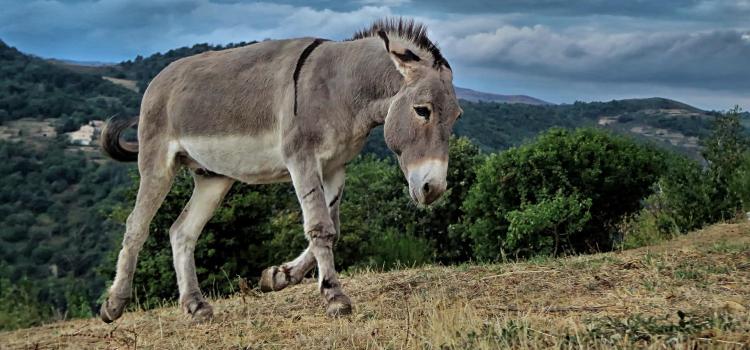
[730,153,750,212]
[459,128,665,260]
[700,106,747,221]
[505,191,592,256]
[659,107,748,232]
[0,276,53,331]
[658,155,712,232]
[618,194,680,249]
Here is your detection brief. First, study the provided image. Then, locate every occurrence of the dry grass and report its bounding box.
[2,223,750,349]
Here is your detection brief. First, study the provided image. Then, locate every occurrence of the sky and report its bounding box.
[1,0,749,110]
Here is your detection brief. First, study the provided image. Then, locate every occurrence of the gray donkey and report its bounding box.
[99,18,461,323]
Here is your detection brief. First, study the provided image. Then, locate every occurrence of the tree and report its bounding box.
[701,106,748,221]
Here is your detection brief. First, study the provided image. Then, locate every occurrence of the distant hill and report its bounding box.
[0,40,139,127]
[47,58,114,67]
[455,86,552,105]
[364,97,719,159]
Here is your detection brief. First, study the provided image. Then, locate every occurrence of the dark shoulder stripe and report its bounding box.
[293,38,326,115]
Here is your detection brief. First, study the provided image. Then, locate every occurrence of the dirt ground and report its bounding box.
[2,223,749,349]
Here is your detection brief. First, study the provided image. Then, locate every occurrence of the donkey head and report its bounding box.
[379,31,462,205]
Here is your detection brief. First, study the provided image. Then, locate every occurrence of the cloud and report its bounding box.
[438,24,750,91]
[0,0,392,61]
[357,0,410,6]
[410,0,750,23]
[0,0,747,108]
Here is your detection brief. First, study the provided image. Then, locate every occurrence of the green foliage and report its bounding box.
[701,106,747,219]
[0,276,53,331]
[658,155,713,232]
[619,195,680,249]
[0,139,131,327]
[659,107,748,232]
[505,192,592,256]
[459,128,665,260]
[620,107,749,250]
[729,152,750,212]
[454,98,716,154]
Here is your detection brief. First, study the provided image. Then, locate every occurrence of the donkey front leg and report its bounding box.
[259,169,344,293]
[288,161,352,316]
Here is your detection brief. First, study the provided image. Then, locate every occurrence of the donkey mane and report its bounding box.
[350,18,451,70]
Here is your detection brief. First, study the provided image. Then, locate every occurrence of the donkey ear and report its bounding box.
[377,30,422,80]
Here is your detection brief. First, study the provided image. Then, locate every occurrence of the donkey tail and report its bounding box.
[101,115,139,162]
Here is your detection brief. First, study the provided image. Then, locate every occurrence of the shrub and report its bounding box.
[0,276,53,331]
[618,194,680,249]
[459,128,665,260]
[729,152,750,212]
[700,106,747,221]
[659,107,748,232]
[505,191,592,256]
[658,155,712,232]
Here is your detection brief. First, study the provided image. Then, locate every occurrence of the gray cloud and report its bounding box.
[0,0,392,60]
[438,24,750,91]
[410,0,750,24]
[0,0,747,109]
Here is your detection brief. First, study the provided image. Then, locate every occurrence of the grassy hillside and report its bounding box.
[2,222,748,349]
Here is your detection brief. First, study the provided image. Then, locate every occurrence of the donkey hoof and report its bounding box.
[188,301,214,323]
[99,296,130,324]
[260,266,289,292]
[326,295,353,317]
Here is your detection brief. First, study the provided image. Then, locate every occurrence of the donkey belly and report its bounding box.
[178,134,291,184]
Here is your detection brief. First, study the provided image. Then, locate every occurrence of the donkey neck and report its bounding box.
[317,38,404,128]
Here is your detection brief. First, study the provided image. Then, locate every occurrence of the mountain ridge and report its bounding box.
[455,86,553,105]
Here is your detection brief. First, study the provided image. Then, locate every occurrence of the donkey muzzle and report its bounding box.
[407,159,448,205]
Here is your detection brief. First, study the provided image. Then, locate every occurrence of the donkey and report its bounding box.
[99,18,461,323]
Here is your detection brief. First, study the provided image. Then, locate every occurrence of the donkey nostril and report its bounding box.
[422,182,431,195]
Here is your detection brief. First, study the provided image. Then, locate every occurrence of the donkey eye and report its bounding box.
[414,106,431,120]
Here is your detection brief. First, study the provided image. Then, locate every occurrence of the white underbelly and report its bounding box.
[178,134,290,184]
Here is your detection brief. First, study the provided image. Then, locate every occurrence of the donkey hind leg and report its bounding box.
[169,173,234,323]
[100,165,176,323]
[287,161,351,316]
[259,247,316,292]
